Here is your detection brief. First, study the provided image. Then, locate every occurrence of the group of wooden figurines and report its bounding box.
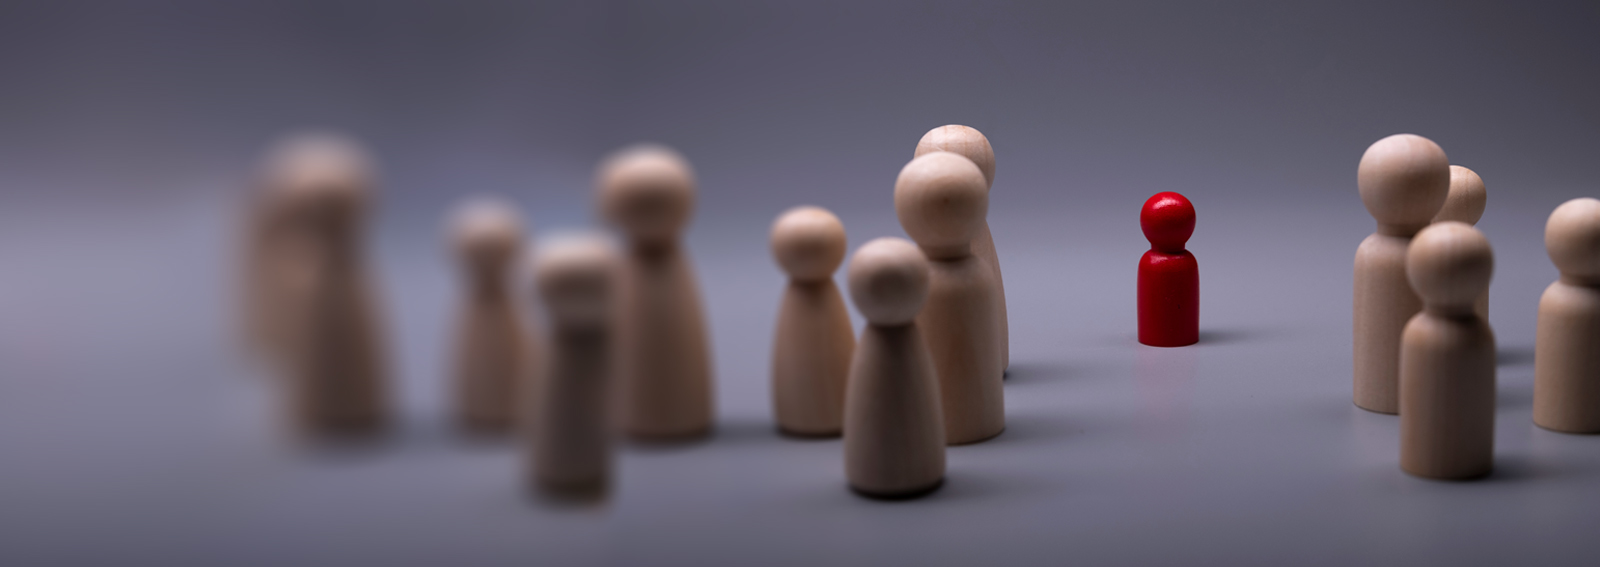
[1354,133,1600,480]
[238,125,1028,500]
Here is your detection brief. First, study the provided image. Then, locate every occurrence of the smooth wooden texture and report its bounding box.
[843,237,945,498]
[598,145,714,441]
[241,133,373,371]
[1400,222,1495,479]
[770,206,855,437]
[895,152,1004,445]
[448,199,532,434]
[1353,134,1450,414]
[1534,198,1600,433]
[915,125,1008,372]
[277,147,390,439]
[1433,165,1490,317]
[528,235,618,501]
[1138,192,1200,347]
[1432,165,1486,225]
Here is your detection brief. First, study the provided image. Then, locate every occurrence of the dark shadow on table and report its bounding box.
[965,413,1082,447]
[1477,455,1552,484]
[1003,361,1075,385]
[1197,328,1279,345]
[1498,382,1532,410]
[1498,346,1534,367]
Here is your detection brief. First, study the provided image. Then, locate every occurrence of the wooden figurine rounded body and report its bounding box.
[1534,198,1600,433]
[598,145,714,441]
[1433,165,1489,317]
[278,147,390,439]
[915,125,1008,372]
[1137,191,1199,347]
[1353,134,1450,414]
[528,234,618,500]
[1400,222,1495,479]
[843,237,946,498]
[448,199,532,433]
[770,206,855,437]
[895,151,1004,445]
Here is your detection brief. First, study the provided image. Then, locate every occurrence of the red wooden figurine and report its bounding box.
[1138,192,1198,347]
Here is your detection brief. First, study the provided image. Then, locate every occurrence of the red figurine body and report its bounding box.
[1138,192,1198,347]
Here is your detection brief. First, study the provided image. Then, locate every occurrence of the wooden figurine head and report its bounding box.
[596,145,696,247]
[1357,134,1450,235]
[534,234,618,329]
[1433,165,1487,225]
[268,133,375,237]
[1408,221,1493,315]
[771,206,847,283]
[1546,197,1600,284]
[847,237,930,326]
[894,152,988,260]
[915,125,995,188]
[450,198,525,286]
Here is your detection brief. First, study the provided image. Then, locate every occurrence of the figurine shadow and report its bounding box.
[1497,346,1534,367]
[1196,328,1277,345]
[1475,455,1547,483]
[847,470,1060,504]
[1497,383,1533,411]
[709,415,797,447]
[967,413,1081,447]
[1002,360,1076,386]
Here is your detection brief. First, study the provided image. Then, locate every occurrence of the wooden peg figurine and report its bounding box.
[895,151,1005,445]
[276,140,390,439]
[915,125,1008,372]
[770,206,855,437]
[1400,221,1495,479]
[1534,198,1600,433]
[1433,165,1489,317]
[1137,191,1199,347]
[448,198,533,434]
[527,234,619,501]
[1354,134,1450,414]
[598,145,714,441]
[241,133,372,371]
[843,237,946,498]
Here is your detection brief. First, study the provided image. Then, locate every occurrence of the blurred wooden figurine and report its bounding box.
[770,206,854,437]
[1534,198,1600,433]
[598,145,714,441]
[448,198,532,434]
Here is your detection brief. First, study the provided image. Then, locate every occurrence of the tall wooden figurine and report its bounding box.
[1534,198,1600,433]
[770,206,855,437]
[915,125,1008,372]
[528,234,619,501]
[894,151,1005,445]
[1354,134,1450,414]
[1137,191,1199,347]
[843,237,946,498]
[278,143,390,439]
[448,199,532,434]
[1400,222,1495,479]
[598,145,714,441]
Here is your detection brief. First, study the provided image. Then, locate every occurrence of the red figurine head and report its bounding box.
[1141,192,1195,253]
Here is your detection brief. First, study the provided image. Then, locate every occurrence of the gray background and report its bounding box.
[3,1,1600,565]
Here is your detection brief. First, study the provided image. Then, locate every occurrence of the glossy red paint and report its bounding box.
[1138,192,1198,347]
